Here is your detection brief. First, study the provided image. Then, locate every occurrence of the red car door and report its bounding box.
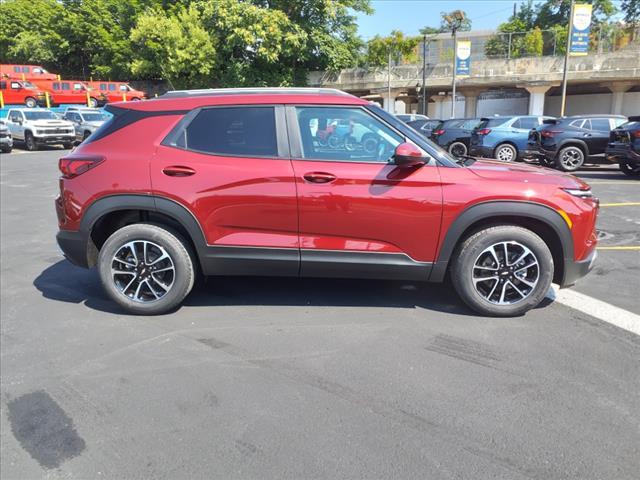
[287,105,443,280]
[151,105,299,275]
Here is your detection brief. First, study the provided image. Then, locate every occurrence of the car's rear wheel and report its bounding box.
[24,132,37,151]
[24,97,37,108]
[556,146,584,171]
[619,162,640,177]
[451,225,553,317]
[98,224,195,315]
[495,143,517,162]
[448,141,467,158]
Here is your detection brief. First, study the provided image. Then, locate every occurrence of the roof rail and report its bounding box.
[160,87,351,99]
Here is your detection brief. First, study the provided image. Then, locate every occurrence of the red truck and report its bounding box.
[31,79,106,107]
[0,64,58,81]
[0,78,50,107]
[89,81,146,102]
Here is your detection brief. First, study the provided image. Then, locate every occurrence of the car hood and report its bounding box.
[27,120,73,128]
[468,159,589,189]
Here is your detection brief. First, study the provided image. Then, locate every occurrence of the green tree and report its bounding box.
[363,30,420,67]
[130,5,216,89]
[523,27,544,56]
[621,0,640,26]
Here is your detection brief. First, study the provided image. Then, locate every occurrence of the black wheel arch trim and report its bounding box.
[429,200,574,284]
[77,194,208,267]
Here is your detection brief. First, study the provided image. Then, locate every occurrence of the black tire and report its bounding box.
[83,130,91,141]
[24,132,37,151]
[451,225,553,317]
[494,143,517,162]
[1,146,11,154]
[98,223,195,315]
[538,157,554,168]
[556,145,585,172]
[619,162,640,177]
[24,97,37,108]
[448,141,467,158]
[63,142,74,149]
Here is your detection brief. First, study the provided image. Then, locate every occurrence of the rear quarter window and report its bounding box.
[479,117,511,129]
[184,107,278,157]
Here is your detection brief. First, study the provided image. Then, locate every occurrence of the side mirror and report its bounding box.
[393,142,426,167]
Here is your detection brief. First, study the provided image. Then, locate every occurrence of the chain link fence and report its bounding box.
[420,25,640,64]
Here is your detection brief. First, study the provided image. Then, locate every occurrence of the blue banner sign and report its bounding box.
[569,3,592,56]
[455,40,471,76]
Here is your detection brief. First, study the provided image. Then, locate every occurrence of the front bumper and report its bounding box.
[35,134,76,144]
[560,248,597,288]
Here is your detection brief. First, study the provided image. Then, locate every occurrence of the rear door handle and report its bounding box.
[162,166,196,177]
[303,172,336,184]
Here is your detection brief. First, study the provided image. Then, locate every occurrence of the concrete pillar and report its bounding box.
[459,88,483,118]
[606,82,635,115]
[383,90,400,114]
[430,95,446,119]
[525,85,553,116]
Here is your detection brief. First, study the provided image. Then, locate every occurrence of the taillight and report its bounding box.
[476,128,491,135]
[633,130,640,138]
[59,155,104,179]
[541,130,562,138]
[433,129,445,136]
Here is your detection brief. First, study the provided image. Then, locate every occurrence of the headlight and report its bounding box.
[563,188,593,199]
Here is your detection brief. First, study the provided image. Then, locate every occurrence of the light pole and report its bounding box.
[444,10,466,119]
[421,35,427,115]
[387,50,392,112]
[560,0,575,117]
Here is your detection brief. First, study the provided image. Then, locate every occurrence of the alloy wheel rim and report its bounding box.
[472,241,540,305]
[497,146,514,162]
[450,143,467,157]
[111,240,175,303]
[560,148,583,169]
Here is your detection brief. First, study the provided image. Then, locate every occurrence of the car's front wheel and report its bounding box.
[98,224,195,315]
[24,132,37,151]
[619,162,640,177]
[451,225,553,317]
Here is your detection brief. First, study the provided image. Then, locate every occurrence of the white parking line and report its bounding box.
[547,286,640,336]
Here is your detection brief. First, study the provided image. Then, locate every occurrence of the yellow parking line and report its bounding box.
[587,181,639,185]
[599,202,640,207]
[597,246,640,251]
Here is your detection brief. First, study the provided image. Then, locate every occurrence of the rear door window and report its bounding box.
[479,117,511,129]
[185,107,278,157]
[570,119,586,129]
[61,83,71,91]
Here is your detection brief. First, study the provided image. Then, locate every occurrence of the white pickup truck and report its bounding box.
[5,108,76,151]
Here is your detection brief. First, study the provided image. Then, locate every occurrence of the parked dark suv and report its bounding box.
[430,118,481,157]
[55,88,598,317]
[605,116,640,177]
[529,115,627,171]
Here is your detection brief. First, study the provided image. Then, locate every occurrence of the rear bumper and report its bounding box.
[560,248,597,288]
[606,145,640,164]
[56,229,90,268]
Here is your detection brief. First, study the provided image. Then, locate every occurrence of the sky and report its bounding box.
[355,0,623,39]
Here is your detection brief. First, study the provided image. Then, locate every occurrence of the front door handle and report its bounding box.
[162,165,196,177]
[583,133,592,137]
[303,172,336,184]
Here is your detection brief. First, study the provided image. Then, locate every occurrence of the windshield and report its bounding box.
[81,113,108,122]
[23,111,58,120]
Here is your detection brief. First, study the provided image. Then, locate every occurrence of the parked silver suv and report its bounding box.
[63,107,110,143]
[0,120,13,153]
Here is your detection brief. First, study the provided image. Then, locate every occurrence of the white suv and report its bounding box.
[5,108,75,151]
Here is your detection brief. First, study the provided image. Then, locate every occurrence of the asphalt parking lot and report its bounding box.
[1,148,639,479]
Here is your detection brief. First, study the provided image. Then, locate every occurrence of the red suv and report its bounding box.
[55,88,598,316]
